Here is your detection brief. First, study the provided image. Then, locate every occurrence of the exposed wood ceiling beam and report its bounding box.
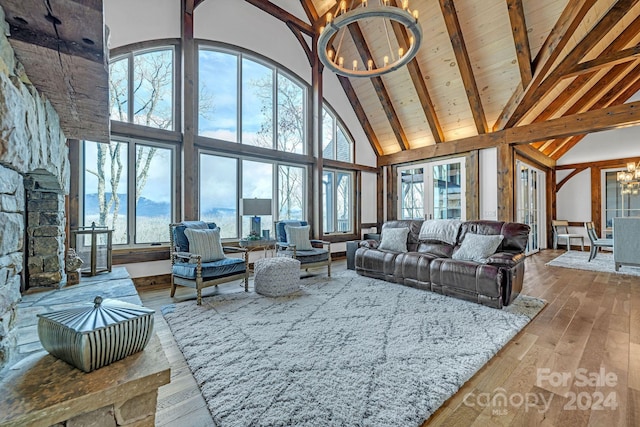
[531,15,640,125]
[299,0,319,24]
[514,144,556,169]
[348,22,411,151]
[494,0,597,131]
[438,0,488,134]
[557,154,640,169]
[244,0,314,36]
[564,44,640,79]
[379,100,640,166]
[296,0,382,157]
[391,0,444,144]
[336,75,384,156]
[547,69,640,159]
[556,167,588,191]
[501,0,640,130]
[506,0,532,88]
[286,21,313,66]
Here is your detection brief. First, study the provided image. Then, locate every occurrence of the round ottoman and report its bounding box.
[254,257,301,297]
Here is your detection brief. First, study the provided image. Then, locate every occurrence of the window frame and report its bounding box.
[197,43,308,154]
[322,168,355,235]
[322,103,354,163]
[109,46,177,131]
[80,137,178,248]
[198,149,308,240]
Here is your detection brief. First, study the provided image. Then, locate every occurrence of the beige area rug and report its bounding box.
[546,251,640,277]
[162,270,545,426]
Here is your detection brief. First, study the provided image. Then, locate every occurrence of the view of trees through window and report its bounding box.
[96,43,356,246]
[323,170,352,233]
[322,106,352,162]
[199,153,305,239]
[198,48,305,154]
[83,141,173,245]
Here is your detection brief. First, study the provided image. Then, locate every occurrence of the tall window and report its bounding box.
[322,105,353,162]
[199,152,306,239]
[323,170,353,233]
[398,158,466,221]
[242,160,273,237]
[200,154,238,238]
[400,168,424,219]
[110,48,174,130]
[198,47,306,154]
[83,140,175,245]
[278,165,305,221]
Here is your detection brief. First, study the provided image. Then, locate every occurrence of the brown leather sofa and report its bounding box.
[355,220,530,309]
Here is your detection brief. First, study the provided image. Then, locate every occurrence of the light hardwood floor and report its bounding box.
[137,250,640,426]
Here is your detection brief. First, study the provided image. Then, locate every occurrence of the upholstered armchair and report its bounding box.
[274,220,331,277]
[613,217,640,271]
[170,221,249,305]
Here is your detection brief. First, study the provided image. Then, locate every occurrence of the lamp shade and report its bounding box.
[241,198,272,216]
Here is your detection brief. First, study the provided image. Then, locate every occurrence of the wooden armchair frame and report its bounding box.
[169,223,249,305]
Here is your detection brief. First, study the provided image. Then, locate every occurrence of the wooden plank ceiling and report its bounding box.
[280,0,640,161]
[0,0,109,143]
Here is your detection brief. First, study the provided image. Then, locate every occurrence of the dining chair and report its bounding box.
[584,221,613,261]
[551,220,584,251]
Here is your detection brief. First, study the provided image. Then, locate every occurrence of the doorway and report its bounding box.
[398,157,466,221]
[515,160,546,254]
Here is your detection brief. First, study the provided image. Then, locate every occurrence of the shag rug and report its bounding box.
[162,271,545,426]
[546,251,640,277]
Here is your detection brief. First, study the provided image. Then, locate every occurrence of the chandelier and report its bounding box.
[317,0,423,78]
[617,161,640,195]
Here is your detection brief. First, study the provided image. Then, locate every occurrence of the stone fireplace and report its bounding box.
[0,9,69,372]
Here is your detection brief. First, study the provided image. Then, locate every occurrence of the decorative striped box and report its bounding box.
[37,296,155,373]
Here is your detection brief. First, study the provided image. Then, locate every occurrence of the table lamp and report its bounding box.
[241,198,272,238]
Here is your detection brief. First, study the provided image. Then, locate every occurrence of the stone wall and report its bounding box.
[0,6,69,372]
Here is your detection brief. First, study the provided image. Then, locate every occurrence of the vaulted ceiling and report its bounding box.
[275,0,640,162]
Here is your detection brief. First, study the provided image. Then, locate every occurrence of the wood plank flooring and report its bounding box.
[137,250,640,426]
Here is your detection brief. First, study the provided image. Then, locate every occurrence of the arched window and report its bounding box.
[198,46,306,154]
[110,47,175,130]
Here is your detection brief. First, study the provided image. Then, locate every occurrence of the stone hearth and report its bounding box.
[0,6,69,372]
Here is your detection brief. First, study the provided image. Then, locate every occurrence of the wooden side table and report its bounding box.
[239,238,277,257]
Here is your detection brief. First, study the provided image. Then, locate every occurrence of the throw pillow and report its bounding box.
[284,225,313,250]
[418,219,462,245]
[378,227,410,252]
[452,233,504,263]
[184,227,225,262]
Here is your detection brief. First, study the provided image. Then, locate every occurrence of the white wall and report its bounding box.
[557,125,640,165]
[479,147,498,220]
[555,168,591,241]
[555,115,640,241]
[104,0,180,48]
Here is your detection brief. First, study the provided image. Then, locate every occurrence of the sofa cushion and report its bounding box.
[418,219,462,245]
[378,227,410,252]
[184,227,225,262]
[172,257,245,279]
[284,224,313,250]
[453,233,504,263]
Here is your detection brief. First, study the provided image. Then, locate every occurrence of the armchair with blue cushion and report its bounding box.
[170,221,249,305]
[274,220,331,277]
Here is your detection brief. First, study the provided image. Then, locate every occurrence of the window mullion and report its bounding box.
[273,70,277,150]
[128,141,136,245]
[237,54,242,144]
[128,53,134,123]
